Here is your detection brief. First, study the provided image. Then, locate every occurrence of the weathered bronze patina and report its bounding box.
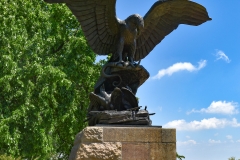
[45,0,211,125]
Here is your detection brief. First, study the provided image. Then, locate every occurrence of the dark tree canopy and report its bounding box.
[0,0,102,159]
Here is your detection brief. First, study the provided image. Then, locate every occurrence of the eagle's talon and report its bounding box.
[115,61,124,67]
[129,62,135,67]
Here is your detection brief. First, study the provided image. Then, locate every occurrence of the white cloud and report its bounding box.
[226,135,233,140]
[186,136,191,139]
[187,101,239,115]
[226,135,234,143]
[215,50,231,63]
[236,140,240,143]
[158,106,163,112]
[209,139,221,144]
[164,118,240,131]
[178,140,197,146]
[152,60,207,79]
[214,133,219,136]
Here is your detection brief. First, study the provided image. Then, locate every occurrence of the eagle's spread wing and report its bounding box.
[134,0,211,61]
[45,0,120,55]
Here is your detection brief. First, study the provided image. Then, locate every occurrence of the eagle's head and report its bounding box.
[125,14,144,35]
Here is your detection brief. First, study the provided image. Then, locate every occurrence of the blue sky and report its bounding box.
[96,0,240,159]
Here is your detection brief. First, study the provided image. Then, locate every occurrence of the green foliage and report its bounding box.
[176,152,185,160]
[0,0,102,159]
[228,157,240,160]
[0,154,21,160]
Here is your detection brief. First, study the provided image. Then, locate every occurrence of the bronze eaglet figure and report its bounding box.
[44,0,211,64]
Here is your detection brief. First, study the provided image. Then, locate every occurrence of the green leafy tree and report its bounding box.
[228,157,240,160]
[176,152,185,160]
[0,0,102,159]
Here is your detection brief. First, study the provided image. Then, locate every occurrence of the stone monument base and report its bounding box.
[69,126,176,160]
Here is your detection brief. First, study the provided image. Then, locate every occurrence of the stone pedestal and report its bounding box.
[69,126,176,160]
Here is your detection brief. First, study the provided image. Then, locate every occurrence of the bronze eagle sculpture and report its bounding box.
[45,0,211,125]
[45,0,211,63]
